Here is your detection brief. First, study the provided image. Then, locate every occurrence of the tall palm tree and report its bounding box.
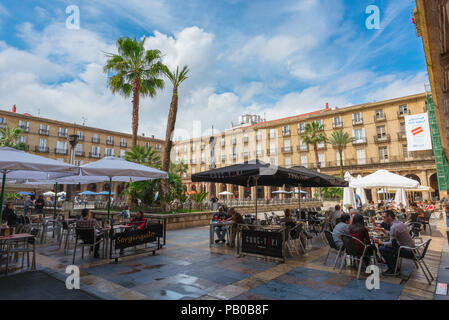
[161,65,189,198]
[0,125,22,148]
[329,129,354,178]
[104,37,165,147]
[300,121,328,170]
[124,145,161,168]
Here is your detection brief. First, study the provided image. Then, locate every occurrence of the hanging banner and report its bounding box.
[405,113,432,151]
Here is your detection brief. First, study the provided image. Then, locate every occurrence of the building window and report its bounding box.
[106,136,114,145]
[375,109,384,119]
[376,126,386,138]
[56,141,67,154]
[155,144,161,152]
[183,145,187,153]
[269,157,277,166]
[19,136,26,143]
[269,141,276,154]
[318,152,325,168]
[91,146,100,157]
[301,155,308,168]
[283,139,291,151]
[356,149,366,165]
[399,104,408,116]
[18,120,29,132]
[256,143,262,156]
[353,128,366,143]
[299,139,307,151]
[77,131,84,141]
[39,124,50,135]
[282,126,290,136]
[192,167,196,174]
[105,148,114,157]
[403,144,413,159]
[298,123,305,133]
[352,112,363,125]
[144,142,150,149]
[269,129,276,139]
[285,157,291,168]
[92,134,100,143]
[379,146,388,162]
[333,116,342,128]
[58,127,68,138]
[0,117,6,126]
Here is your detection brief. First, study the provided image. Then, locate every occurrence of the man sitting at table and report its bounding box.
[226,207,244,248]
[373,210,415,276]
[76,209,103,258]
[2,202,18,227]
[411,203,425,219]
[332,214,350,250]
[329,204,343,227]
[211,206,229,244]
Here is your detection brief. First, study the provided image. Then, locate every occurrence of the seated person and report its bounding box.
[411,203,426,219]
[2,202,18,227]
[427,201,434,212]
[332,214,351,249]
[329,204,343,227]
[370,212,390,232]
[397,208,407,220]
[76,209,103,258]
[349,214,378,263]
[129,210,146,230]
[373,210,415,276]
[378,201,384,209]
[118,205,131,220]
[211,206,229,244]
[226,207,244,248]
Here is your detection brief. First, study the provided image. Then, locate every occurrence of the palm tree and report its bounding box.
[329,129,354,178]
[104,37,165,147]
[161,65,189,199]
[300,121,328,170]
[0,125,23,148]
[124,145,161,168]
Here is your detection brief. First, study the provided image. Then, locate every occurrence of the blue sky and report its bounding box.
[0,0,428,138]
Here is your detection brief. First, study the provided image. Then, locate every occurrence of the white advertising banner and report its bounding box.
[405,113,432,151]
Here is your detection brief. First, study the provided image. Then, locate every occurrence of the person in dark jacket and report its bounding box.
[349,214,378,263]
[35,195,45,215]
[211,206,229,243]
[2,202,18,227]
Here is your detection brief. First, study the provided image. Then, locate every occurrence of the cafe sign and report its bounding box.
[114,225,162,250]
[241,229,283,258]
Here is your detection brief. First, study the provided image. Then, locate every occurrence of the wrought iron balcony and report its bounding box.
[38,129,50,136]
[91,137,100,143]
[373,134,391,144]
[89,152,101,158]
[54,148,68,155]
[374,114,386,122]
[352,137,367,145]
[35,146,49,153]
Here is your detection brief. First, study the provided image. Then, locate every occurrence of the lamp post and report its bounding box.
[66,133,79,202]
[317,161,322,200]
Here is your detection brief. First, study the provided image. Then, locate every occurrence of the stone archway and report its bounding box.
[405,174,421,184]
[430,173,439,200]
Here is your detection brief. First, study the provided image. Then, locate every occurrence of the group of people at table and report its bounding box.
[1,201,147,259]
[329,203,429,276]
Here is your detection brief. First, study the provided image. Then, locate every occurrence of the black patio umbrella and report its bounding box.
[191,160,325,219]
[290,166,348,188]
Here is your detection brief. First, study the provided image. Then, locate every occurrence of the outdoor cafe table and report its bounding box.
[0,233,36,275]
[209,221,233,247]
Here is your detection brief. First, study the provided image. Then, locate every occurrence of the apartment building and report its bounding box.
[175,93,441,202]
[0,109,164,195]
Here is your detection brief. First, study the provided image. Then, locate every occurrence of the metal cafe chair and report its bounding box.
[284,224,306,255]
[59,220,76,253]
[418,211,432,235]
[339,234,379,280]
[72,227,105,264]
[323,230,344,269]
[407,222,424,244]
[394,239,434,285]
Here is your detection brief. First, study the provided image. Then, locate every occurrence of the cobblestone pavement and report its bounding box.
[1,214,446,300]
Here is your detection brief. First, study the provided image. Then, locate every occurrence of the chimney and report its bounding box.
[12,104,16,113]
[325,103,329,109]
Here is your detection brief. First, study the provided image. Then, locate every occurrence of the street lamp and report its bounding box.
[66,133,79,201]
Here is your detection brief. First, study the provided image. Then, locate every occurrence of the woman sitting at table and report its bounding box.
[128,210,146,230]
[349,214,378,264]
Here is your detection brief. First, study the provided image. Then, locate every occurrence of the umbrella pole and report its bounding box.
[53,183,58,219]
[255,178,258,221]
[107,177,112,221]
[0,171,6,224]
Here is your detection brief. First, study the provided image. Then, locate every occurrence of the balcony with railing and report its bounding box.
[317,143,327,150]
[297,145,309,152]
[397,110,411,118]
[54,148,68,155]
[266,148,277,156]
[373,134,391,144]
[281,146,293,154]
[352,137,367,145]
[332,121,343,129]
[352,118,363,126]
[397,132,407,141]
[75,150,85,157]
[120,140,127,147]
[38,128,50,136]
[78,134,84,141]
[58,131,68,138]
[91,137,100,143]
[374,114,386,122]
[106,138,114,146]
[282,130,291,137]
[35,146,49,153]
[89,152,101,158]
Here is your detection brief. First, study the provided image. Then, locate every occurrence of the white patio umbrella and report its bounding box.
[394,188,408,208]
[350,170,420,189]
[343,172,356,211]
[43,191,55,197]
[79,157,168,219]
[0,147,79,221]
[355,175,367,205]
[271,190,292,194]
[218,191,233,196]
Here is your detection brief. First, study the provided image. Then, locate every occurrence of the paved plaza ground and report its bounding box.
[0,214,448,300]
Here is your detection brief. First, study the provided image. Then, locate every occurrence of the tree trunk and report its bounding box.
[161,86,179,209]
[339,149,344,178]
[313,143,319,169]
[131,78,141,147]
